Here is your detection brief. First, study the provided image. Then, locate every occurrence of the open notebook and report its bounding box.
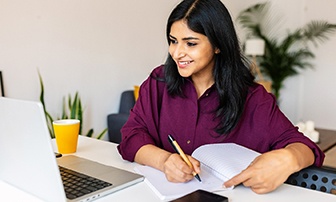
[135,143,260,201]
[0,97,143,202]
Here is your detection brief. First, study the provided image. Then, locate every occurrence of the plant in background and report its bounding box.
[38,72,107,139]
[237,2,336,100]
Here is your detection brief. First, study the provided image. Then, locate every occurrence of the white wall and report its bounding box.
[0,0,335,140]
[299,0,336,129]
[0,0,180,139]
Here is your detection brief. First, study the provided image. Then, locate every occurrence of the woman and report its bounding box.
[118,0,324,194]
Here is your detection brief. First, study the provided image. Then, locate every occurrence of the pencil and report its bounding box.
[168,134,202,182]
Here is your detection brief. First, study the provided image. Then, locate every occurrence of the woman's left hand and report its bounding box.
[223,144,314,194]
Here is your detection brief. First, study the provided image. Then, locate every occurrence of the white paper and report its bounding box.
[134,143,260,201]
[134,164,224,201]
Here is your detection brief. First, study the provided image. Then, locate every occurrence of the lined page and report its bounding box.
[192,143,260,180]
[134,143,260,201]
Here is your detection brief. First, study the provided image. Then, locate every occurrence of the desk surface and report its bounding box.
[316,128,336,153]
[1,136,335,202]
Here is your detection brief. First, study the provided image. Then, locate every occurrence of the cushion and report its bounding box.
[134,85,140,100]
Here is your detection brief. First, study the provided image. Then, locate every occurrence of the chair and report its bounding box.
[285,166,336,194]
[107,90,135,144]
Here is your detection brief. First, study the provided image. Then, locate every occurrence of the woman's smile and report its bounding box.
[177,60,193,68]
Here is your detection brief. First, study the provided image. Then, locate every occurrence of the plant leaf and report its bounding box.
[96,128,108,140]
[85,129,94,137]
[302,21,336,46]
[38,71,55,138]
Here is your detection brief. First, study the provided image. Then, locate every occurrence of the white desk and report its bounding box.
[1,136,335,202]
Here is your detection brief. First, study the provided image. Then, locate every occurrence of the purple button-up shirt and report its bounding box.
[117,65,324,166]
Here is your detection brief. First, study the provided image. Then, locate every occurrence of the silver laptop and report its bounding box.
[0,97,144,202]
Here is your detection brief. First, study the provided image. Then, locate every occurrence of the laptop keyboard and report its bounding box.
[59,166,113,200]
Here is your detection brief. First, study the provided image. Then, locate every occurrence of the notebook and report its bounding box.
[135,143,260,201]
[0,97,144,202]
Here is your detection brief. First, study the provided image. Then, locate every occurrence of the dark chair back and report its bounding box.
[107,90,135,144]
[285,166,336,194]
[119,90,135,114]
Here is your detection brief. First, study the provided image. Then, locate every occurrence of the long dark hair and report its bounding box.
[164,0,255,135]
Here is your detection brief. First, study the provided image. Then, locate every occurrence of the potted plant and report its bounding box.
[38,72,107,139]
[237,2,336,100]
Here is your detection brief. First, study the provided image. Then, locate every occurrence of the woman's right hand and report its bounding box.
[162,153,201,183]
[134,144,201,183]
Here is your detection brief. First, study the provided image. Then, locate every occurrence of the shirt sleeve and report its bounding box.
[117,66,165,162]
[248,86,325,167]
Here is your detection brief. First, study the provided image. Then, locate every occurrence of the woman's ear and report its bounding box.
[215,48,221,54]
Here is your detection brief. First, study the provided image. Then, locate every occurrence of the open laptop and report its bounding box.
[0,97,144,202]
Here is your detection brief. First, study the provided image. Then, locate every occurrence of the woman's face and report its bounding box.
[168,20,218,80]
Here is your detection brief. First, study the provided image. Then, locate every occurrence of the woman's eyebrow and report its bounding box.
[169,35,199,41]
[182,37,199,41]
[169,35,177,40]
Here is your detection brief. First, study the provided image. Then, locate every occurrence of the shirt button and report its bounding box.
[187,140,191,144]
[205,93,209,96]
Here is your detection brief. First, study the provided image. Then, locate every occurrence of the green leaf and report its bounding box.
[85,129,94,137]
[38,71,55,138]
[61,96,68,119]
[96,128,108,140]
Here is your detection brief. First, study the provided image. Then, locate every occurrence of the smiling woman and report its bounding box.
[117,0,324,195]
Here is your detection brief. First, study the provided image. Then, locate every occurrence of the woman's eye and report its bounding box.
[169,39,177,44]
[187,42,197,47]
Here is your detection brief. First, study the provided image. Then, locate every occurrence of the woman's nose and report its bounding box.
[172,44,186,59]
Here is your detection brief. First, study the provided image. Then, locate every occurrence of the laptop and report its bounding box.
[0,97,144,202]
